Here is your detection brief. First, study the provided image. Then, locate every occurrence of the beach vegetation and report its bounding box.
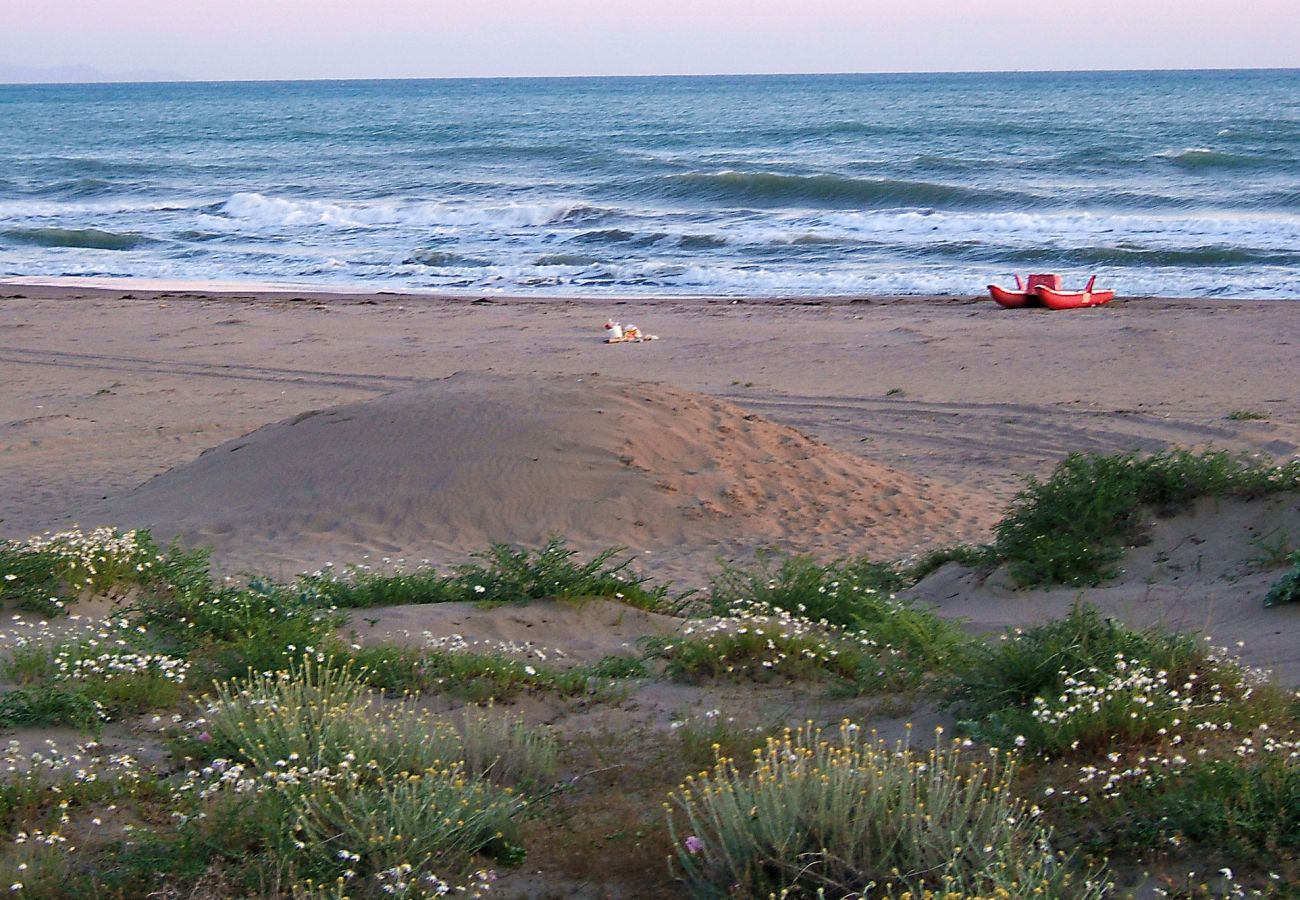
[172,661,545,894]
[706,552,966,667]
[346,642,615,702]
[668,721,1107,899]
[297,538,672,611]
[993,449,1300,587]
[1226,410,1269,421]
[0,527,208,616]
[1263,550,1300,606]
[949,603,1275,756]
[1,524,1296,894]
[902,542,999,582]
[643,599,950,692]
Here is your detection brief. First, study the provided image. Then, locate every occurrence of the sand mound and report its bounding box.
[95,373,995,579]
[908,493,1300,685]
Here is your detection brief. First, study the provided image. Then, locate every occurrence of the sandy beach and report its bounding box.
[3,283,1298,675]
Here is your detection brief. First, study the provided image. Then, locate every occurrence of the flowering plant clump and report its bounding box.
[0,618,191,726]
[645,600,924,690]
[668,721,1108,899]
[952,604,1269,756]
[171,661,540,893]
[992,450,1300,587]
[1009,652,1265,756]
[1035,721,1300,873]
[0,527,176,616]
[705,551,967,667]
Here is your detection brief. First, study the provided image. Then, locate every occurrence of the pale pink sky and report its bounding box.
[3,0,1299,81]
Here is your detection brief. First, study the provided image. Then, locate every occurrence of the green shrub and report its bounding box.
[706,552,967,668]
[204,659,463,777]
[1145,742,1300,858]
[668,722,1106,898]
[647,599,959,692]
[293,770,522,884]
[297,564,457,609]
[952,604,1264,755]
[1263,550,1300,607]
[708,552,903,622]
[181,662,538,894]
[994,450,1300,587]
[459,705,558,790]
[133,577,345,679]
[300,538,671,611]
[348,644,596,701]
[904,543,997,582]
[0,527,208,616]
[1042,729,1300,874]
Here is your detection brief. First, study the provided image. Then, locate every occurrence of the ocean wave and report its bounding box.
[406,250,492,268]
[0,226,154,251]
[217,192,612,230]
[999,245,1300,267]
[1157,147,1280,171]
[677,234,727,249]
[650,170,1033,209]
[534,253,602,266]
[571,228,671,247]
[31,177,117,198]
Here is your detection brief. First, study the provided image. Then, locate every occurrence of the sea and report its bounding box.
[2,69,1299,298]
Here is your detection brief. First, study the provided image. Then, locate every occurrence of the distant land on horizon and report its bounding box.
[0,62,185,84]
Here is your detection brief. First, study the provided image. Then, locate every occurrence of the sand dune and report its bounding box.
[908,493,1300,684]
[94,372,997,580]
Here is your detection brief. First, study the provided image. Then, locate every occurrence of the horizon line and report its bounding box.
[3,64,1298,88]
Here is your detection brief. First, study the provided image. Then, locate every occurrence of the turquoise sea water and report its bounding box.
[1,70,1299,297]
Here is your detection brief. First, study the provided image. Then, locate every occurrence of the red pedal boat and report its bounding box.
[988,273,1114,310]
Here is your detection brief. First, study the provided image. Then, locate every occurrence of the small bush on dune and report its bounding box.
[0,684,103,731]
[904,543,997,582]
[643,601,928,692]
[348,643,597,701]
[184,662,549,893]
[203,659,463,776]
[668,721,1106,899]
[0,527,208,616]
[1264,550,1300,606]
[134,576,345,679]
[299,538,671,611]
[952,604,1272,756]
[994,450,1300,587]
[293,770,520,887]
[706,552,969,669]
[708,551,904,622]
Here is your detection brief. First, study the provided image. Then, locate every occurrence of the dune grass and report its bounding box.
[992,449,1300,587]
[297,538,673,612]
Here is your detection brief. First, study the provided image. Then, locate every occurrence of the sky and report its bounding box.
[2,0,1299,82]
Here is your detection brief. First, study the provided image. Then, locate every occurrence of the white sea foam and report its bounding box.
[217,192,598,231]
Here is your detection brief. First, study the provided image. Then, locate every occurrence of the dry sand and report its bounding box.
[2,283,1298,681]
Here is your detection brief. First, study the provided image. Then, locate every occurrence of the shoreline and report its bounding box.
[1,278,1290,309]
